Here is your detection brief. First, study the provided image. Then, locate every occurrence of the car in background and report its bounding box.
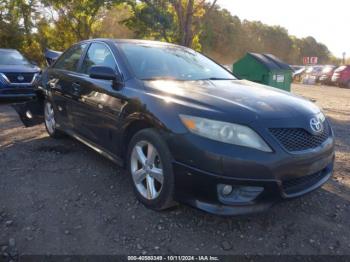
[331,65,350,88]
[0,49,41,103]
[291,65,304,72]
[318,65,337,85]
[292,66,306,83]
[302,66,323,85]
[44,48,62,66]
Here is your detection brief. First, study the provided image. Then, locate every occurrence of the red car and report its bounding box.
[331,65,350,88]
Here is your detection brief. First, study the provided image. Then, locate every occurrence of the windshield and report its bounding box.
[0,50,30,66]
[118,43,235,81]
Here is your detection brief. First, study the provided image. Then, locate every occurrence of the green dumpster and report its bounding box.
[232,53,293,91]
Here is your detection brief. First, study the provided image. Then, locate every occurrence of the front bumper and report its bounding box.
[319,75,332,84]
[166,129,335,216]
[173,159,334,216]
[0,87,36,103]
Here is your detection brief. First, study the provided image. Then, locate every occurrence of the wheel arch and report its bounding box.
[120,112,169,162]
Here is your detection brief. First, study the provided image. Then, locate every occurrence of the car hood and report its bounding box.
[0,64,40,73]
[143,79,320,123]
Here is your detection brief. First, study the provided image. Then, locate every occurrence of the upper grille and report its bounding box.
[4,72,35,83]
[269,125,330,152]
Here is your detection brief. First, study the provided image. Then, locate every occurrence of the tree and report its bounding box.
[41,0,121,42]
[0,0,26,49]
[123,0,175,42]
[99,4,134,39]
[124,0,217,49]
[0,0,335,65]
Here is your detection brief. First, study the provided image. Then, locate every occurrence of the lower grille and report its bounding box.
[269,125,330,152]
[281,165,332,197]
[4,73,35,83]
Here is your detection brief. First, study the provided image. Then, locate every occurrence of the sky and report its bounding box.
[215,0,349,59]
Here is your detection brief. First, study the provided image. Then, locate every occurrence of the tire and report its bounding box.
[346,81,350,89]
[44,100,64,138]
[127,128,176,210]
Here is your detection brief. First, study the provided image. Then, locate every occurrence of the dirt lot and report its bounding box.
[0,84,349,256]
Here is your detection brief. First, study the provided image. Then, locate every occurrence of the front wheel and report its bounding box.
[44,100,64,138]
[127,128,176,210]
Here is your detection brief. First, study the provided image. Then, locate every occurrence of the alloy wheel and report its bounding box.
[130,140,164,200]
[44,102,55,134]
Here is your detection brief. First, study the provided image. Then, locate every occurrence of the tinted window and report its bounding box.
[80,43,117,74]
[118,43,235,81]
[0,50,30,65]
[54,44,87,71]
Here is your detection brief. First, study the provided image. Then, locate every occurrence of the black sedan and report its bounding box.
[0,49,41,102]
[7,39,335,215]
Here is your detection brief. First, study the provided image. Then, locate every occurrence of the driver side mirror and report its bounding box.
[89,66,123,90]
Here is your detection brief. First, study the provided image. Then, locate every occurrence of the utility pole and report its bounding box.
[342,52,346,65]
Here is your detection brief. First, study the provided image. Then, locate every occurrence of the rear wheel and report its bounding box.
[44,100,63,138]
[127,128,176,210]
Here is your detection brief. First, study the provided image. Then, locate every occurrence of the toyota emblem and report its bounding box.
[17,75,24,81]
[310,117,323,133]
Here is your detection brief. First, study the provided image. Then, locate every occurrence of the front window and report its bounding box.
[80,43,117,74]
[117,43,235,81]
[0,50,30,66]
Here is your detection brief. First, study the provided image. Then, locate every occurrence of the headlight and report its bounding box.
[180,115,272,152]
[0,73,9,86]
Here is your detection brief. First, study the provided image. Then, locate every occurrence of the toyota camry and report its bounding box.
[10,39,335,215]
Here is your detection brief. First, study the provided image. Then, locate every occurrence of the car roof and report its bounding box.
[77,38,182,48]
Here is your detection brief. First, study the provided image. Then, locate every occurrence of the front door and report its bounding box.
[70,42,126,154]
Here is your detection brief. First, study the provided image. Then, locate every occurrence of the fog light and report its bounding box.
[222,185,233,195]
[218,184,264,204]
[25,110,33,119]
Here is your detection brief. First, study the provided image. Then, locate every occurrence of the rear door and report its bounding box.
[47,43,88,130]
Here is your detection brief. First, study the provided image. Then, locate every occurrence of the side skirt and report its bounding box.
[63,128,124,167]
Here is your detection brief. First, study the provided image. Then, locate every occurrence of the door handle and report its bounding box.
[48,81,61,90]
[72,82,81,94]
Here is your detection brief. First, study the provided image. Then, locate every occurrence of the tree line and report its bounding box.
[0,0,339,66]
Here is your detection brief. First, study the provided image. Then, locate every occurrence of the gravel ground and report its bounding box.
[0,84,349,256]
